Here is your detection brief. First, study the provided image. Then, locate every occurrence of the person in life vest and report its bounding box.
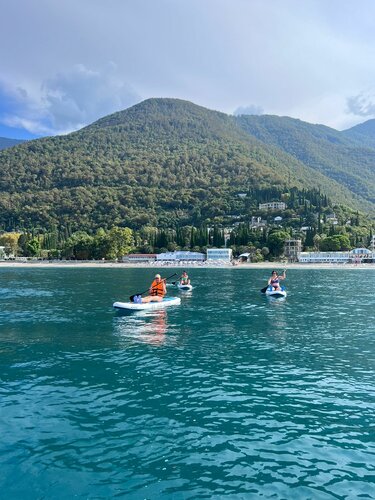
[141,274,167,303]
[179,270,190,286]
[267,270,286,291]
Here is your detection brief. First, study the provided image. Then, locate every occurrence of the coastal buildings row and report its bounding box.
[124,249,233,264]
[124,246,374,264]
[298,248,373,263]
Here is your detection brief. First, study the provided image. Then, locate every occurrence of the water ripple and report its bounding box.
[1,268,374,498]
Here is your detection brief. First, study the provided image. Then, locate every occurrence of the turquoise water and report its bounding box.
[1,268,374,499]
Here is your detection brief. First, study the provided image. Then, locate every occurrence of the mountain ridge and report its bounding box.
[0,136,26,151]
[0,98,373,232]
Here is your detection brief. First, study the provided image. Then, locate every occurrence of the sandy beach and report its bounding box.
[0,260,373,270]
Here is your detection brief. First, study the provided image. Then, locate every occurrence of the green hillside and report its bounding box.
[235,114,375,212]
[0,98,373,233]
[343,119,375,149]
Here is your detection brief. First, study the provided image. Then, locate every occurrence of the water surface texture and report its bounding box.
[1,268,374,499]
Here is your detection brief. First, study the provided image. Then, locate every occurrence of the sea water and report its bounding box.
[0,267,374,499]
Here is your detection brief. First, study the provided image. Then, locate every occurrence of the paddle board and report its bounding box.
[265,286,287,298]
[113,296,181,311]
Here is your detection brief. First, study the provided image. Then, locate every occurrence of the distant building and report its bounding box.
[250,216,267,229]
[237,193,247,198]
[284,239,302,262]
[124,253,156,262]
[326,214,338,224]
[206,248,232,262]
[349,248,373,263]
[259,202,286,210]
[157,251,205,262]
[238,252,250,262]
[298,251,350,263]
[0,245,15,260]
[370,235,375,251]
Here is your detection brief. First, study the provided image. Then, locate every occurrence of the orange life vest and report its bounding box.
[150,279,165,297]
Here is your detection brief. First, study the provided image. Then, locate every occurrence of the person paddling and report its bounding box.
[138,274,167,303]
[179,270,191,286]
[268,270,286,291]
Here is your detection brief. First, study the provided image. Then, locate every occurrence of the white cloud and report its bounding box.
[0,64,140,135]
[2,1,375,133]
[346,92,375,118]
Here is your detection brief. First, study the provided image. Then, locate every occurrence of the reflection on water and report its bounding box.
[114,309,172,346]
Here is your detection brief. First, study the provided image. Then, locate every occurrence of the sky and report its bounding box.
[1,0,375,139]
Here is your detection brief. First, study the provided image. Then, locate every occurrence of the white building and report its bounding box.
[0,245,14,260]
[259,202,286,210]
[349,248,373,262]
[206,248,232,262]
[299,248,374,263]
[124,253,156,262]
[370,235,375,251]
[157,251,205,262]
[298,251,350,263]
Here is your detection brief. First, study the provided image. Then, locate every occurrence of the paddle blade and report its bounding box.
[260,286,268,293]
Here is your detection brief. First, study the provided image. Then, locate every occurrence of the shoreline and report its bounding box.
[0,260,373,270]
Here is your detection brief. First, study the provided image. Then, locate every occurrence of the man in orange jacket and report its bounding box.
[141,274,167,303]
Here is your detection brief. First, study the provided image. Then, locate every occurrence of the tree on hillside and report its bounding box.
[64,232,94,260]
[0,232,21,256]
[106,227,134,259]
[267,230,289,257]
[320,234,350,251]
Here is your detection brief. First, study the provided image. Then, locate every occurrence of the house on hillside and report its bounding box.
[259,201,286,210]
[326,213,338,224]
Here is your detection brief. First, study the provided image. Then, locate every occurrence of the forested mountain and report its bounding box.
[235,114,375,212]
[343,119,375,149]
[0,98,374,234]
[0,137,25,150]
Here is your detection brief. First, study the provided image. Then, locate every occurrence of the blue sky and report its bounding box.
[1,0,375,139]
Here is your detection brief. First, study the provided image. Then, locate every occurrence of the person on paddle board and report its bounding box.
[179,271,190,286]
[140,274,167,303]
[268,270,286,291]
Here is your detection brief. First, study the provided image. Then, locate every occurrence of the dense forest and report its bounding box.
[235,114,375,211]
[0,98,374,259]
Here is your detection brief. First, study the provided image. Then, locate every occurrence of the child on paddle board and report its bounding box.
[179,271,190,286]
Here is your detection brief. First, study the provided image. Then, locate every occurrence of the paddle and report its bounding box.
[129,273,177,302]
